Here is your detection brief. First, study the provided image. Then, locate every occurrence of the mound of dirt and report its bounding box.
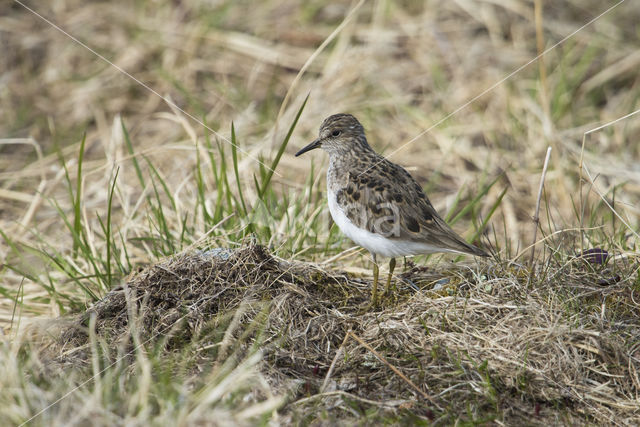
[49,245,640,424]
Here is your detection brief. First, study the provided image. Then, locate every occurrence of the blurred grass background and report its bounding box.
[1,0,639,424]
[2,0,638,312]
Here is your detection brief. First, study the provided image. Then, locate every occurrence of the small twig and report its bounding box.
[347,332,439,407]
[320,330,351,393]
[529,146,552,267]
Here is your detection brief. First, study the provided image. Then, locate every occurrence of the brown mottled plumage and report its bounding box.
[296,114,488,307]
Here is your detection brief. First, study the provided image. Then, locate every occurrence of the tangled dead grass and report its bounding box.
[3,0,640,424]
[42,244,640,424]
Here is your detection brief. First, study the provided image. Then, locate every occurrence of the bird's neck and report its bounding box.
[327,146,378,191]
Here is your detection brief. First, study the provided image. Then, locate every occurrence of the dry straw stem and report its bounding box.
[529,146,552,266]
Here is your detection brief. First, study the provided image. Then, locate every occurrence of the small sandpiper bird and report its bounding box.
[296,114,488,307]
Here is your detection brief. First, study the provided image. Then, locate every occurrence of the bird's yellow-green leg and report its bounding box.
[370,254,380,307]
[384,257,396,297]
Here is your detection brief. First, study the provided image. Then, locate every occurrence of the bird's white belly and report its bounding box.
[327,188,452,258]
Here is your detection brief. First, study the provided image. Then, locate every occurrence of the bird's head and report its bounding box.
[295,113,370,157]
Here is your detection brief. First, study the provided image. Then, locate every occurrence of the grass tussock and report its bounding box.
[26,244,640,425]
[1,0,640,424]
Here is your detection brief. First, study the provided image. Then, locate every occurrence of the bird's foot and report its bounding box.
[357,297,380,314]
[380,291,397,305]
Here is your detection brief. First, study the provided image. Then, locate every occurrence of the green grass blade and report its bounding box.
[205,136,224,223]
[195,139,212,225]
[55,143,81,256]
[230,122,248,217]
[449,174,502,226]
[470,186,507,246]
[105,167,119,289]
[122,118,146,188]
[444,182,465,223]
[73,133,87,255]
[145,157,177,212]
[258,94,309,199]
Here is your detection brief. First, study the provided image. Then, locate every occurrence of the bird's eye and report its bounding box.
[331,130,342,137]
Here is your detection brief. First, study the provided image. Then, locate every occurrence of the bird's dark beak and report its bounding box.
[295,138,322,157]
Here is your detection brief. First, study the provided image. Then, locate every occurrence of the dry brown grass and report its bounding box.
[35,244,640,424]
[1,0,640,424]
